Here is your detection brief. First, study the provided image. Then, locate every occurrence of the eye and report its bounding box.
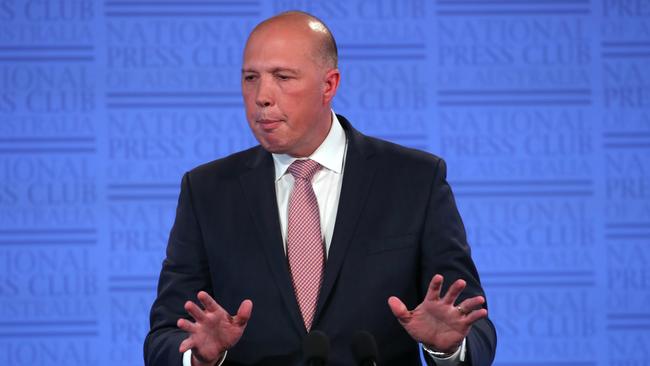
[276,74,291,80]
[243,74,258,82]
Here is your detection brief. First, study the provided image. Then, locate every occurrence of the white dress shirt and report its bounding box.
[183,112,464,365]
[272,112,347,254]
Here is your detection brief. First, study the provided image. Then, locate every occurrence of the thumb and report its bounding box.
[387,296,412,323]
[234,299,253,326]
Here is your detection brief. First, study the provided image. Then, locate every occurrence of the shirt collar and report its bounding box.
[272,111,346,181]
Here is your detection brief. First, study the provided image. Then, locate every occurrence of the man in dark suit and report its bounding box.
[144,11,496,366]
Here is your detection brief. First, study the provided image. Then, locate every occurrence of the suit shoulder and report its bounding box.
[186,145,261,181]
[365,135,443,170]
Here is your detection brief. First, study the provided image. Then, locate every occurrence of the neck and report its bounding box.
[289,110,333,157]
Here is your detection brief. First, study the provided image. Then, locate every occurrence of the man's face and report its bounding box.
[241,24,337,157]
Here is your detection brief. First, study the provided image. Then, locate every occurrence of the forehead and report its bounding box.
[242,25,318,69]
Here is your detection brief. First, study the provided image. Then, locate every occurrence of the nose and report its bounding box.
[255,77,274,108]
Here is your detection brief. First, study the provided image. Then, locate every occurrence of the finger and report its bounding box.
[425,274,444,301]
[234,299,253,326]
[179,337,194,353]
[457,296,485,315]
[197,291,223,313]
[387,296,412,323]
[442,279,466,305]
[185,301,206,322]
[464,308,488,324]
[177,318,196,333]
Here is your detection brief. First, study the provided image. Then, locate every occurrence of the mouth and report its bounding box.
[257,119,283,131]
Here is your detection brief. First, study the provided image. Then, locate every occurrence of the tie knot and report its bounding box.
[288,159,321,180]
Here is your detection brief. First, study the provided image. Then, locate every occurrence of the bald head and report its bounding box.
[247,11,338,69]
[241,10,342,157]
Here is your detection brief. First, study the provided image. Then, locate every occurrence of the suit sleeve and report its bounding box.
[420,158,497,366]
[144,172,213,365]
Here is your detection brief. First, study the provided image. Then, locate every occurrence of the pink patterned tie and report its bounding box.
[286,159,324,331]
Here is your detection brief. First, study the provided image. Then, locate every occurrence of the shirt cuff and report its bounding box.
[422,338,466,365]
[182,349,228,366]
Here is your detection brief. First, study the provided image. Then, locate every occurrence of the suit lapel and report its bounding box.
[237,117,377,332]
[314,117,377,324]
[239,148,306,334]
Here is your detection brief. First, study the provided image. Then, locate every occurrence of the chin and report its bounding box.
[258,140,288,154]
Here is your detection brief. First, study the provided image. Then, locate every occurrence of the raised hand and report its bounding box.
[177,291,253,366]
[388,274,487,353]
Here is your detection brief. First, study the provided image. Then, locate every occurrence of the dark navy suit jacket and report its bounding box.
[144,116,497,365]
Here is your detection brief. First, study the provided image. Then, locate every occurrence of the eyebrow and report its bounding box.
[241,67,300,75]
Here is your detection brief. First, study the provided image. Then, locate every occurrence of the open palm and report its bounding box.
[388,274,487,353]
[177,291,253,365]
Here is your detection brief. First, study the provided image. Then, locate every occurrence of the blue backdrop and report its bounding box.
[1,0,649,365]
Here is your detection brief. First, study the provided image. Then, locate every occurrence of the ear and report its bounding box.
[322,68,341,104]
